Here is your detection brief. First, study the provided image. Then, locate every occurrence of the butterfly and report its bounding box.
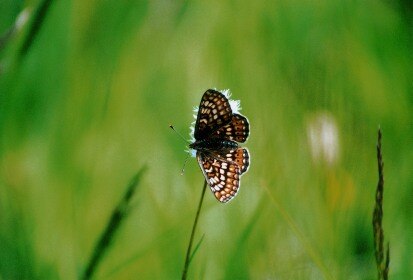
[189,89,250,203]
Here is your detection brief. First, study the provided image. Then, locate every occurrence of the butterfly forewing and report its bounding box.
[194,90,233,140]
[197,153,241,203]
[210,114,250,143]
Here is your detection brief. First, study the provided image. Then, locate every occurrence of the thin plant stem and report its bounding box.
[181,180,208,280]
[372,128,390,280]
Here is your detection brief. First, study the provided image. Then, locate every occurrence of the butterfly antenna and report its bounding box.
[170,124,193,175]
[180,153,191,175]
[169,124,190,144]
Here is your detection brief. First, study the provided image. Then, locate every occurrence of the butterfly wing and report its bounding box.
[210,114,250,143]
[197,153,241,203]
[231,147,250,174]
[197,147,250,203]
[194,89,233,141]
[216,147,250,174]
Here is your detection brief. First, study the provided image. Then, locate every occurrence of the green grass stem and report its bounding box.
[372,129,390,280]
[181,180,208,280]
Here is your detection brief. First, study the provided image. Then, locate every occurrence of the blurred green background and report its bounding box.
[1,0,412,279]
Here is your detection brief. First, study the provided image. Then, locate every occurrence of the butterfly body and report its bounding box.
[190,89,250,203]
[189,139,238,152]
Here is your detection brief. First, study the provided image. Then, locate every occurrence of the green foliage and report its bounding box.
[1,0,412,279]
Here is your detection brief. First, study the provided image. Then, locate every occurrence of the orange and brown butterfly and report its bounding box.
[188,89,250,203]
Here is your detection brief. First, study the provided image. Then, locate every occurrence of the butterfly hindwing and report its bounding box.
[230,147,250,174]
[215,147,250,174]
[194,90,233,140]
[197,153,241,203]
[210,114,250,143]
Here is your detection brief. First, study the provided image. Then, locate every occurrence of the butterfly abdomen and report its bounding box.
[189,139,238,152]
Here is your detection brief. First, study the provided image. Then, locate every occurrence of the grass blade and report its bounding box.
[19,0,54,57]
[82,166,147,280]
[189,234,205,264]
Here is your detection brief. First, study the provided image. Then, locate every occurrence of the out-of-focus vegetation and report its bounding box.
[1,0,412,279]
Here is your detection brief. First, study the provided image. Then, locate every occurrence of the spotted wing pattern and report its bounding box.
[210,114,250,143]
[231,147,250,174]
[198,148,250,203]
[194,90,232,140]
[197,153,241,203]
